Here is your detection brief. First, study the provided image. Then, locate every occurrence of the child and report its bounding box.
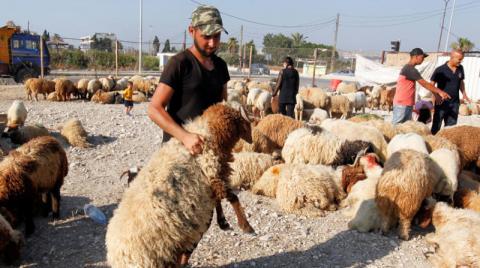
[123,81,134,116]
[413,99,434,124]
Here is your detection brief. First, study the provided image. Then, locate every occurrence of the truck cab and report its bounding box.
[0,24,50,83]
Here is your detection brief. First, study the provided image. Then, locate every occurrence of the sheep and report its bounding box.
[0,213,24,264]
[6,100,27,130]
[228,152,278,190]
[113,78,129,91]
[423,134,459,153]
[87,79,102,99]
[336,82,357,94]
[227,88,242,104]
[376,149,441,240]
[329,95,353,119]
[294,94,304,121]
[276,164,346,217]
[105,104,255,268]
[251,164,291,198]
[458,171,480,192]
[249,114,304,154]
[343,92,366,114]
[132,91,147,103]
[91,90,119,104]
[246,80,272,92]
[387,133,428,158]
[298,87,331,110]
[76,78,89,99]
[394,120,431,136]
[437,125,480,170]
[60,119,90,148]
[246,88,263,113]
[379,86,395,111]
[366,85,383,110]
[100,77,115,91]
[0,136,68,236]
[55,79,76,101]
[8,124,50,145]
[321,119,388,162]
[282,126,374,167]
[307,108,329,125]
[429,148,460,201]
[253,90,272,119]
[425,202,480,268]
[459,103,470,116]
[47,92,58,101]
[348,113,382,123]
[24,78,56,101]
[454,188,480,213]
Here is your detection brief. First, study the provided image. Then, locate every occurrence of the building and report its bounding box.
[157,52,176,71]
[80,33,117,51]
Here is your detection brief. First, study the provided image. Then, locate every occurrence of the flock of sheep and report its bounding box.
[23,75,159,104]
[0,76,479,267]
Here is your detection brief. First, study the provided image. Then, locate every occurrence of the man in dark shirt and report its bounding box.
[148,5,230,155]
[272,56,299,118]
[430,49,470,134]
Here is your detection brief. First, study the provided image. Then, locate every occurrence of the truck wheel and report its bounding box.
[15,68,38,83]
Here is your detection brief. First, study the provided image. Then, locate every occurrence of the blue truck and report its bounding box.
[0,24,50,83]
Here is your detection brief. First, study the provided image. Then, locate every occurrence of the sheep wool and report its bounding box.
[251,164,291,198]
[0,213,24,264]
[229,152,276,190]
[251,114,304,154]
[7,100,27,129]
[437,125,480,170]
[60,119,90,148]
[9,124,50,145]
[387,133,428,158]
[394,120,431,136]
[429,148,460,199]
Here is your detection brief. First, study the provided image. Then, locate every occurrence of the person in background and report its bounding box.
[123,81,134,116]
[272,56,299,118]
[413,98,434,124]
[392,48,451,125]
[147,5,229,155]
[430,49,470,134]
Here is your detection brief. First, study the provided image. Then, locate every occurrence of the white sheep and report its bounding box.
[6,100,27,130]
[229,152,277,190]
[343,92,366,114]
[246,88,262,113]
[251,164,292,198]
[307,108,329,125]
[387,133,428,158]
[282,126,373,167]
[87,79,102,99]
[254,90,272,119]
[429,148,460,200]
[298,87,331,110]
[329,95,353,119]
[425,202,480,267]
[294,94,304,121]
[336,81,358,94]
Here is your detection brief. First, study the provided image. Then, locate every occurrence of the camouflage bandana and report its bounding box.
[191,5,228,35]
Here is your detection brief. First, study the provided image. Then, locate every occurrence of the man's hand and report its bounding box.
[437,90,451,101]
[181,132,204,155]
[463,95,471,103]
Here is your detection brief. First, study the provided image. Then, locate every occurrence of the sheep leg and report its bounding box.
[41,192,51,217]
[50,184,61,219]
[22,199,35,236]
[398,214,411,240]
[226,191,255,234]
[215,201,232,230]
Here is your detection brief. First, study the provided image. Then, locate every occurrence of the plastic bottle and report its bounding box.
[84,204,107,225]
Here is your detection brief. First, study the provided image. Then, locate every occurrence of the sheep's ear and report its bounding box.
[353,148,368,166]
[239,106,251,123]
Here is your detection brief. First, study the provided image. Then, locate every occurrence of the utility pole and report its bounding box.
[115,39,119,78]
[40,38,44,78]
[182,30,186,51]
[312,48,318,87]
[330,13,340,73]
[248,45,253,79]
[437,0,450,52]
[243,45,247,74]
[444,0,457,51]
[239,25,243,71]
[138,0,143,74]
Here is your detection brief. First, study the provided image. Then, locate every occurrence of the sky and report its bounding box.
[3,0,480,54]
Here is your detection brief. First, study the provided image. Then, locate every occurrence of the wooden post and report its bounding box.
[40,38,44,78]
[312,48,318,87]
[115,39,119,78]
[248,45,253,79]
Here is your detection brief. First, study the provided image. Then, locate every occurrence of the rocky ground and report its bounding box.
[1,82,479,268]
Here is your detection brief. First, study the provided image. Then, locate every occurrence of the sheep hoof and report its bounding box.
[399,233,409,241]
[217,219,232,231]
[239,223,255,234]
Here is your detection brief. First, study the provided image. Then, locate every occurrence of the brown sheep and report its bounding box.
[0,213,24,264]
[55,79,77,101]
[9,124,50,145]
[91,90,119,104]
[0,136,68,236]
[376,149,441,240]
[25,78,56,101]
[437,125,480,171]
[380,87,395,111]
[60,119,90,148]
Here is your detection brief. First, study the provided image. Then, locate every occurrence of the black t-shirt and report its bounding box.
[431,62,465,103]
[278,68,299,104]
[160,49,230,125]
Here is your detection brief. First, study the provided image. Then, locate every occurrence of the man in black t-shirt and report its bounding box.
[430,49,470,134]
[147,5,230,155]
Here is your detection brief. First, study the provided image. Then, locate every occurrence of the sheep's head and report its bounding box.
[333,140,374,167]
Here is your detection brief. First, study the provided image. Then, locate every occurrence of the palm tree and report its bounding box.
[291,32,306,47]
[227,37,238,54]
[451,37,475,52]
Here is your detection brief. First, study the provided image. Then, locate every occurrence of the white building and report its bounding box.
[157,52,177,71]
[80,33,117,51]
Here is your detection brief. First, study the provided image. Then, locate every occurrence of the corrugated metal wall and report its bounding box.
[437,56,480,101]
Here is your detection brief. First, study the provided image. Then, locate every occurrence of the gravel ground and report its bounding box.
[1,83,479,268]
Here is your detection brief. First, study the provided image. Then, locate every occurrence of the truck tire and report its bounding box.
[15,68,38,83]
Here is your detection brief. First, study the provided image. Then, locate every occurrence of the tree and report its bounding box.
[42,30,50,41]
[162,39,171,53]
[262,33,294,65]
[226,37,238,54]
[152,36,160,55]
[291,32,306,47]
[91,34,113,52]
[451,37,475,52]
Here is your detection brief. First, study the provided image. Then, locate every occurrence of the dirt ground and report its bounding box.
[1,83,479,268]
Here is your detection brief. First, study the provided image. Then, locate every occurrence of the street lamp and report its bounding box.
[444,0,457,52]
[139,0,143,74]
[437,0,449,52]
